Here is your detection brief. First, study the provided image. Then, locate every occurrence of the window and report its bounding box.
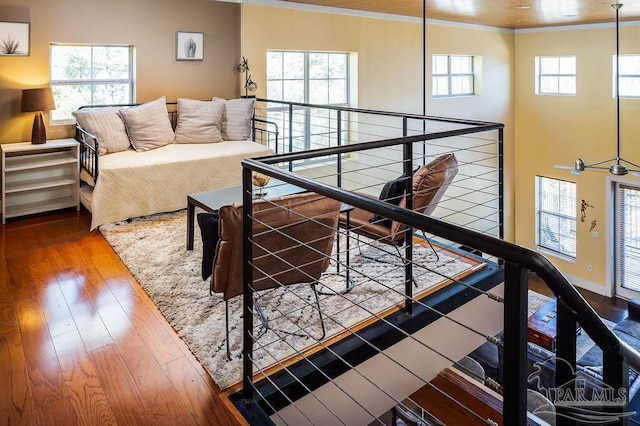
[50,44,135,122]
[615,184,640,297]
[432,55,474,97]
[535,176,577,258]
[266,51,349,153]
[535,56,576,95]
[614,55,640,97]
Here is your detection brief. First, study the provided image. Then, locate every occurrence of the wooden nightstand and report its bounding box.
[1,139,80,224]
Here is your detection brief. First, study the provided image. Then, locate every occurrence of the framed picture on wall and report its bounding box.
[0,22,29,56]
[176,31,203,61]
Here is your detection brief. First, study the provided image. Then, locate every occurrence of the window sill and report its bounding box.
[536,246,576,263]
[51,119,76,126]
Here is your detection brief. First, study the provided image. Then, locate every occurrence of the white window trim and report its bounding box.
[49,43,136,125]
[266,50,350,156]
[535,55,576,96]
[607,175,640,300]
[535,175,577,260]
[432,54,475,98]
[612,54,640,99]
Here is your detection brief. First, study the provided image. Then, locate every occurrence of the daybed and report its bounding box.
[73,96,276,230]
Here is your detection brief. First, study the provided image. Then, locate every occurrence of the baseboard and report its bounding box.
[565,273,611,297]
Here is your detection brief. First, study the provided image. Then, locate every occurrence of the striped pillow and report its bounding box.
[73,107,131,156]
[213,97,255,141]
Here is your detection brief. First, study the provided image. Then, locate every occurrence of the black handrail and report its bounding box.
[257,98,504,128]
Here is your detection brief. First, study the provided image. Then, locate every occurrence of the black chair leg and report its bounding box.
[354,233,419,288]
[311,283,327,340]
[420,231,440,261]
[225,300,232,360]
[392,245,418,288]
[355,233,400,265]
[252,296,325,341]
[226,287,328,355]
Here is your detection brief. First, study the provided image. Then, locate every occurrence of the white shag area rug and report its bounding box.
[100,209,478,390]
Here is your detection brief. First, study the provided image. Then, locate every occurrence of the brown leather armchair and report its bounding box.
[340,153,458,262]
[211,191,341,359]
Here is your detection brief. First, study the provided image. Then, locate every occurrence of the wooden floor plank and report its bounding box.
[10,281,67,408]
[51,330,117,425]
[56,270,114,352]
[109,281,185,367]
[0,333,36,425]
[81,268,147,354]
[35,396,79,426]
[163,356,242,426]
[83,232,134,279]
[159,308,214,378]
[0,264,19,337]
[59,237,103,274]
[88,343,155,425]
[121,344,198,425]
[6,253,38,299]
[31,274,76,339]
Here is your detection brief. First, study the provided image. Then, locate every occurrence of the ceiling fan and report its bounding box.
[554,3,640,177]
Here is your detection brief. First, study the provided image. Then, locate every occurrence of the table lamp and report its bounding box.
[21,88,56,145]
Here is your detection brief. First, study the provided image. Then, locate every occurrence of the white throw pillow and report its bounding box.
[174,98,224,143]
[212,97,255,141]
[72,107,130,156]
[119,96,175,152]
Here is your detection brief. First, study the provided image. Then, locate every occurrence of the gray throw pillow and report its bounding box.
[119,96,175,151]
[174,98,224,143]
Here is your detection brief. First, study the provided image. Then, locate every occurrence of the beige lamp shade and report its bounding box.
[21,88,56,113]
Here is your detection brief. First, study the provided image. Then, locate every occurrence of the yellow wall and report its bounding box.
[0,0,241,144]
[515,23,640,293]
[241,4,516,239]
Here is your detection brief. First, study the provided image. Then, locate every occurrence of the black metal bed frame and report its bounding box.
[73,101,279,183]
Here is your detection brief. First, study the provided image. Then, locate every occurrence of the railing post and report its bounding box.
[337,109,342,188]
[556,300,577,426]
[242,167,255,402]
[288,104,294,172]
[403,132,413,314]
[503,261,529,425]
[252,112,256,143]
[498,127,504,241]
[603,351,628,426]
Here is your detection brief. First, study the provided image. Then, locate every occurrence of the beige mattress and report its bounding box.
[86,141,273,230]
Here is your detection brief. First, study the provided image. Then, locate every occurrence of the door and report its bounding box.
[615,183,640,300]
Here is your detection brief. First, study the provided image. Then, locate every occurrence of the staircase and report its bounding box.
[411,367,503,425]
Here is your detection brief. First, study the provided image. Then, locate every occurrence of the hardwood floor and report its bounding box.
[0,209,245,425]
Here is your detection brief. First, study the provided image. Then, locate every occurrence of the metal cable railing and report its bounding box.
[225,101,640,425]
